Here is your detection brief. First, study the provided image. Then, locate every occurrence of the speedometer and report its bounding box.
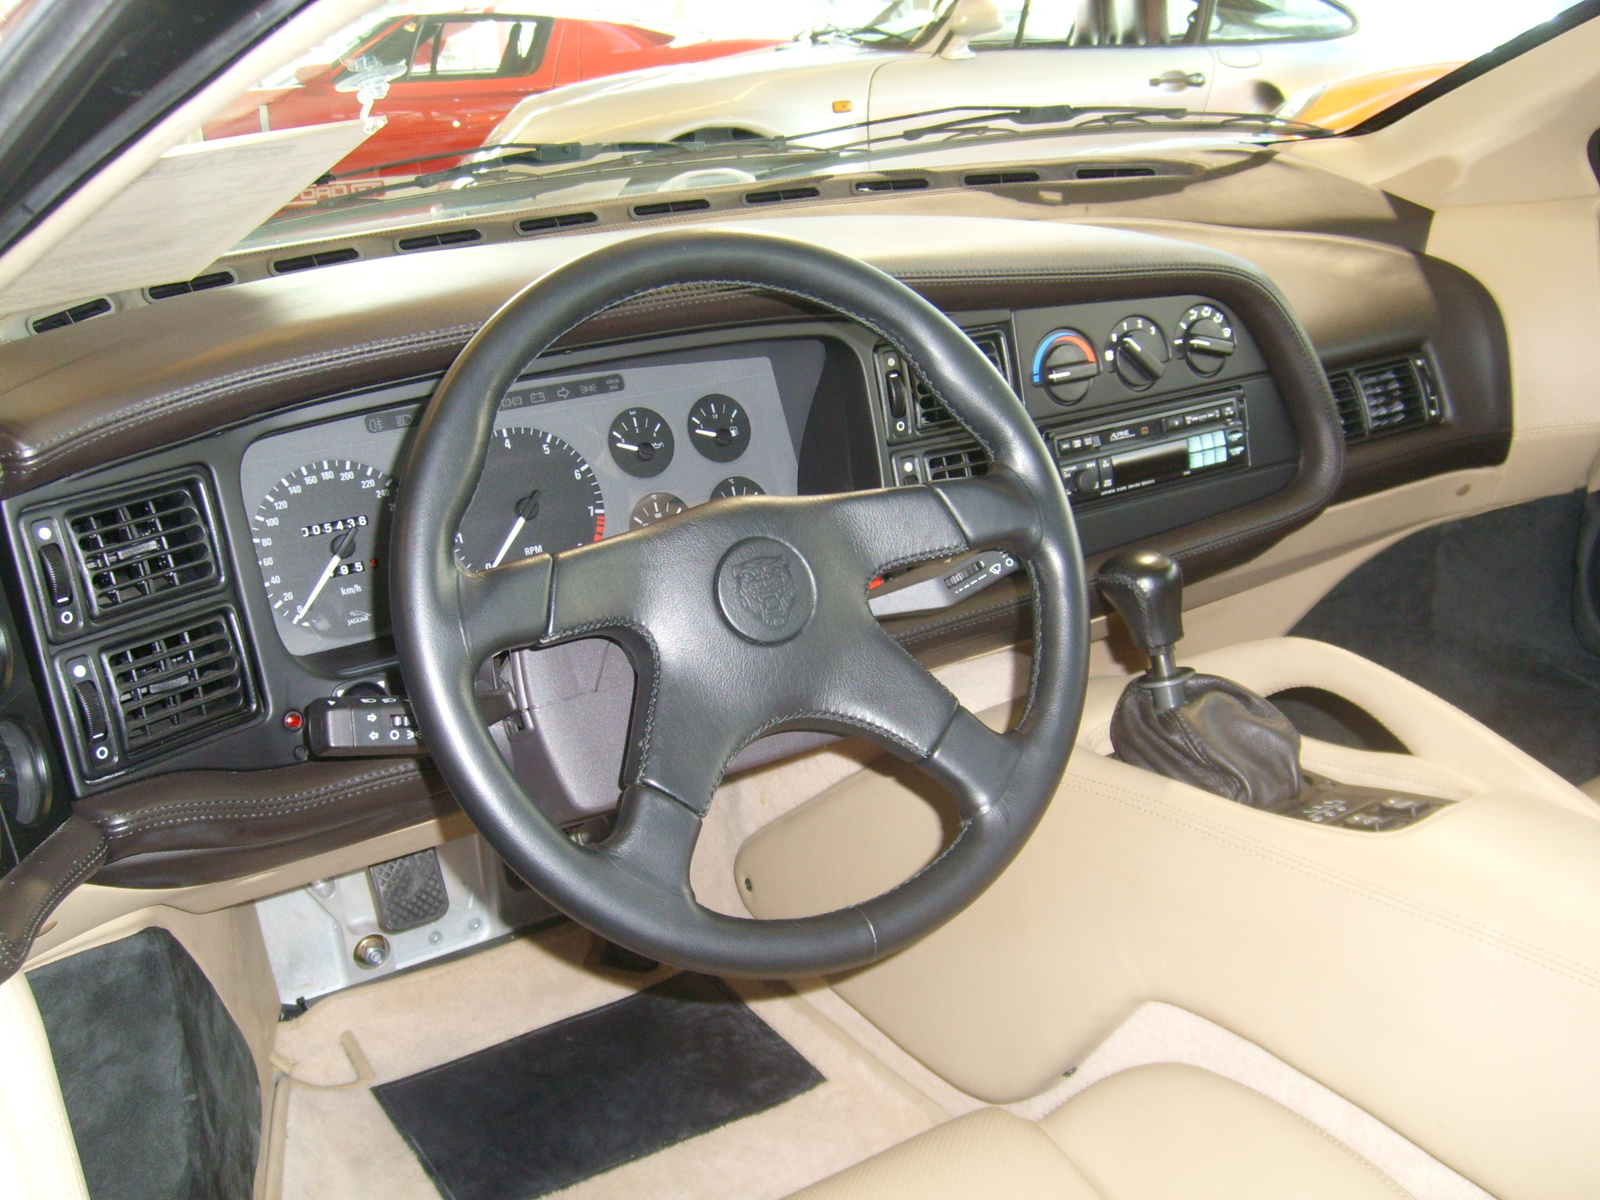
[251,460,395,658]
[455,428,606,571]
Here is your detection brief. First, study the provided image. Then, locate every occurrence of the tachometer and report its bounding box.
[455,428,605,570]
[252,460,395,656]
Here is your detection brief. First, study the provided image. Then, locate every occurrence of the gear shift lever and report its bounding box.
[1096,549,1304,808]
[1096,549,1191,712]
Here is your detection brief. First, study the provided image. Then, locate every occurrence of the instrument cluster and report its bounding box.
[240,354,797,659]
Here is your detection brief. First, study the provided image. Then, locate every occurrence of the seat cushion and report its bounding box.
[788,1106,1100,1200]
[1040,1064,1411,1200]
[787,1065,1413,1200]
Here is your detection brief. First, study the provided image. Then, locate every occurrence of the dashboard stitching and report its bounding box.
[0,828,106,971]
[93,763,424,833]
[4,323,482,468]
[97,773,449,841]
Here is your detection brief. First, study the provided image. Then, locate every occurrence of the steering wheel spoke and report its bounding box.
[459,555,554,662]
[930,467,1046,559]
[921,706,1026,822]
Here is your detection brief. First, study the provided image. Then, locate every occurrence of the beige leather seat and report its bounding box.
[790,1063,1412,1200]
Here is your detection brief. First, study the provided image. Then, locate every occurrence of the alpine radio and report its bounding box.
[1055,393,1246,503]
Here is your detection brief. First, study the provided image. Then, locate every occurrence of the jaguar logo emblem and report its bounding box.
[733,555,799,628]
[716,538,816,644]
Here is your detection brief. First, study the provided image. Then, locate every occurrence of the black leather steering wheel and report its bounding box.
[393,229,1089,978]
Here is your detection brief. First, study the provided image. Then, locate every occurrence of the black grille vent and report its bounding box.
[924,445,990,482]
[69,480,217,619]
[912,328,1012,431]
[1327,357,1440,443]
[855,177,929,193]
[518,211,598,233]
[1074,165,1157,179]
[1328,373,1366,441]
[396,228,481,251]
[632,198,711,217]
[146,271,234,300]
[31,297,112,334]
[745,186,821,205]
[964,170,1041,185]
[271,247,359,274]
[106,613,250,759]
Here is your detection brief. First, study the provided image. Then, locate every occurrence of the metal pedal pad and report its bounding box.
[367,849,449,933]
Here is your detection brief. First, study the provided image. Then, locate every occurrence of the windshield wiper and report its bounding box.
[868,104,1334,145]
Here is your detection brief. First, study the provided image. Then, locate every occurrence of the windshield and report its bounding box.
[0,0,1588,298]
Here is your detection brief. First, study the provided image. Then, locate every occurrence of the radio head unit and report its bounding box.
[1055,393,1247,503]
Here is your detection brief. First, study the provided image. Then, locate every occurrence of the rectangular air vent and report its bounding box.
[146,271,234,300]
[1074,165,1157,179]
[396,228,482,252]
[924,445,990,482]
[271,247,359,274]
[963,170,1041,186]
[745,186,821,205]
[1328,373,1366,440]
[518,211,598,234]
[31,297,112,334]
[1327,357,1440,444]
[106,612,251,759]
[909,327,1013,431]
[631,199,711,217]
[68,479,218,619]
[855,178,929,193]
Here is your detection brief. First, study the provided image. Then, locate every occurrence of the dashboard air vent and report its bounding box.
[106,612,251,759]
[31,297,112,334]
[924,445,990,482]
[1328,373,1366,441]
[396,228,482,252]
[911,327,1013,431]
[855,177,929,193]
[631,198,711,217]
[146,271,234,300]
[1327,357,1440,444]
[1074,165,1157,179]
[68,479,217,619]
[517,211,598,234]
[745,186,821,205]
[963,170,1041,186]
[271,247,359,274]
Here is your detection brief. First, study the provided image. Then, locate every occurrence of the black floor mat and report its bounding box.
[1291,491,1600,783]
[373,971,823,1200]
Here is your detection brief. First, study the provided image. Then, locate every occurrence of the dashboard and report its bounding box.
[0,210,1503,876]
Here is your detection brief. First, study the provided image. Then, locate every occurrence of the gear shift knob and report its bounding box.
[1096,549,1188,710]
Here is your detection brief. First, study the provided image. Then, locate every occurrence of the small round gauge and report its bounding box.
[609,407,675,478]
[629,492,687,528]
[1175,304,1237,377]
[252,460,395,653]
[456,429,605,570]
[687,394,750,462]
[1105,316,1170,390]
[710,476,765,500]
[0,719,50,826]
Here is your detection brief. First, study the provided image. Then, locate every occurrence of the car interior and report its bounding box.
[0,2,1596,1199]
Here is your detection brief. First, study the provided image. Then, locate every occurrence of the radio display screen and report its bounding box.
[1111,442,1190,487]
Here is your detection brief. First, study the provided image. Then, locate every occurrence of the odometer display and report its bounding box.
[252,460,395,658]
[455,429,605,570]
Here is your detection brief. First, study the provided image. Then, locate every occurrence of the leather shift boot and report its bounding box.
[1111,673,1303,808]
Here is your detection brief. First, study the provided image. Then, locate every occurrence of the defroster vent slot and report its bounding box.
[105,612,252,759]
[68,478,218,619]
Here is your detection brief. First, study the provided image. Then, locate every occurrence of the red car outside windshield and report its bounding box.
[203,12,778,179]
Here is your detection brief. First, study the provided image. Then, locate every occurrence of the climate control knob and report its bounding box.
[1106,316,1169,390]
[1176,304,1236,376]
[1032,329,1099,405]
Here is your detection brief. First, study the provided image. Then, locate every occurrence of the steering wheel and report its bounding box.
[393,229,1089,978]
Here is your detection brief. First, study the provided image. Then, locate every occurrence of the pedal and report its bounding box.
[367,849,450,933]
